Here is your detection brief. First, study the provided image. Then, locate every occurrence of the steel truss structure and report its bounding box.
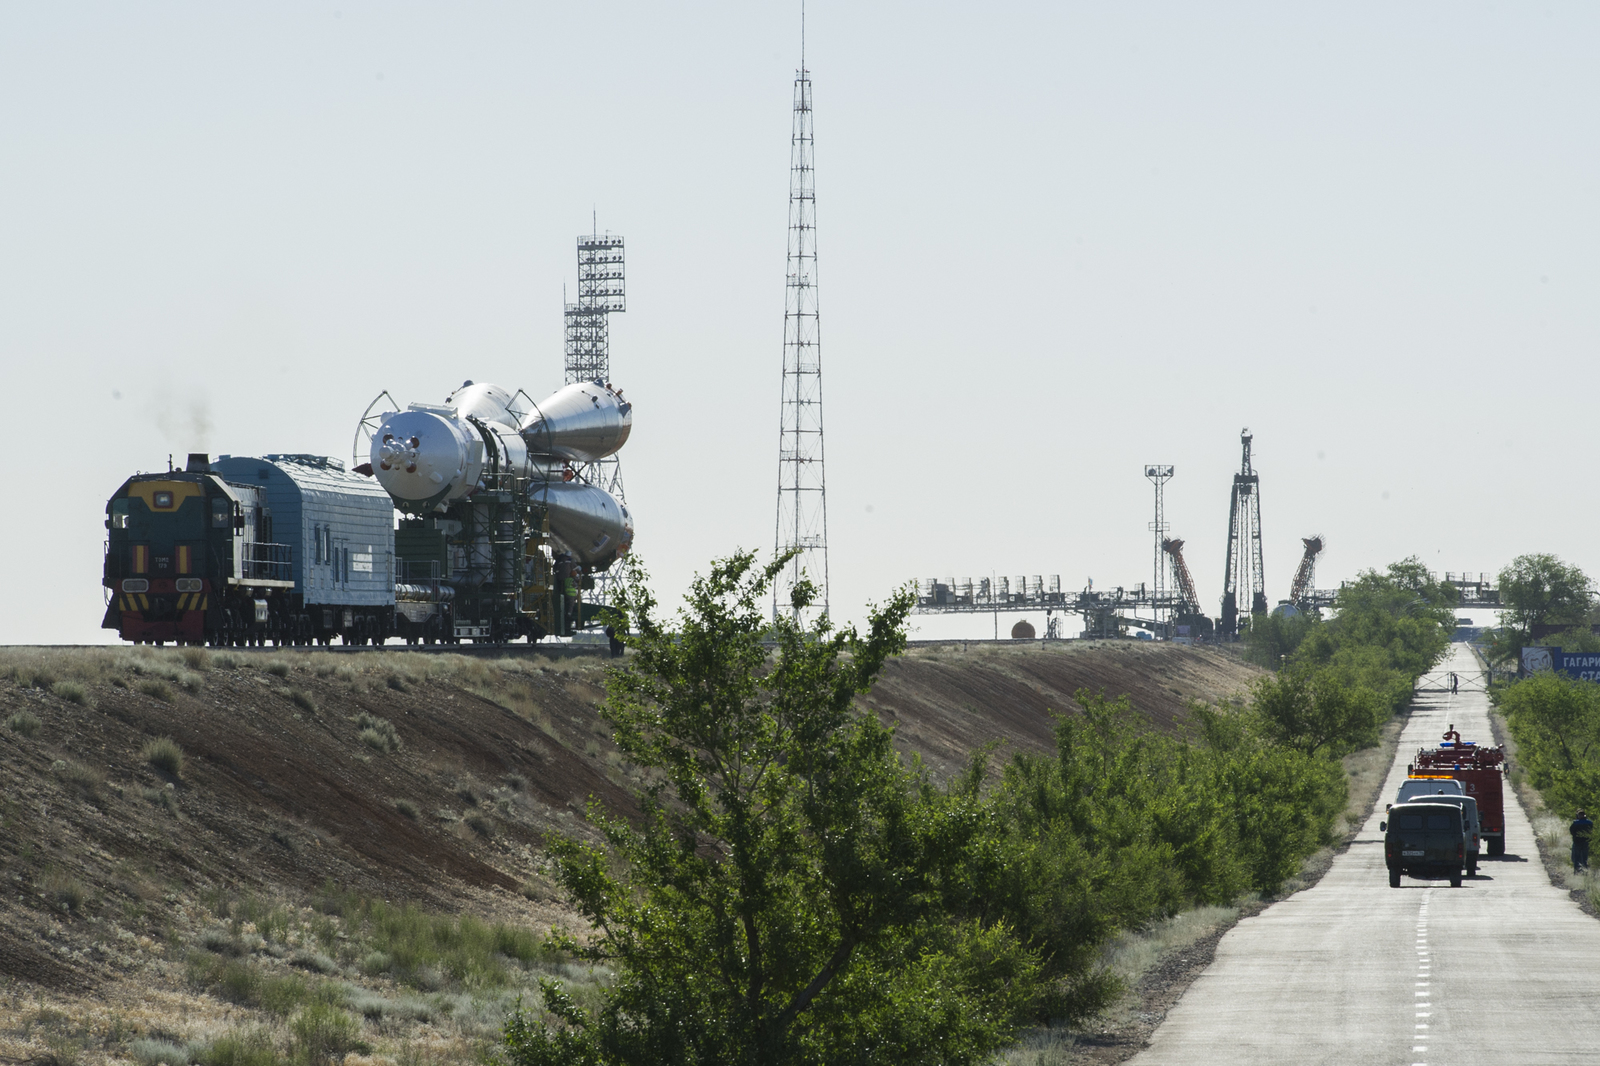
[773,41,829,625]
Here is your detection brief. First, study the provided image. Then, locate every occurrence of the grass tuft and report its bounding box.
[356,712,401,753]
[142,786,178,814]
[54,758,104,798]
[51,680,90,706]
[394,798,419,820]
[6,710,41,738]
[43,869,87,914]
[128,1039,191,1066]
[464,812,494,838]
[264,660,291,678]
[288,689,317,714]
[136,678,174,703]
[143,736,185,777]
[181,647,211,672]
[191,1029,277,1066]
[290,1003,362,1063]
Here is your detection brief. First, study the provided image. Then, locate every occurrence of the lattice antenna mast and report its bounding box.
[1144,465,1173,628]
[773,27,829,625]
[1220,428,1266,637]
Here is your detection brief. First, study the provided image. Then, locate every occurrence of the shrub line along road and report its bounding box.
[1127,645,1600,1065]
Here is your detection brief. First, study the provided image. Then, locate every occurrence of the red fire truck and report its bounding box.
[1408,725,1508,856]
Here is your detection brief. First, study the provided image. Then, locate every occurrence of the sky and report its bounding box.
[2,2,1596,645]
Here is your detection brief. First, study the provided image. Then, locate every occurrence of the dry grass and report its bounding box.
[142,737,185,777]
[6,710,41,738]
[355,713,401,753]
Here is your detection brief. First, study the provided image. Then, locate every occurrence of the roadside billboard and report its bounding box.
[1521,647,1600,681]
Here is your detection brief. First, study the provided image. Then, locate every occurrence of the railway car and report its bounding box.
[103,453,402,646]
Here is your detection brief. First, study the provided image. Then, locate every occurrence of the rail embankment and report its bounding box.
[0,640,1256,1064]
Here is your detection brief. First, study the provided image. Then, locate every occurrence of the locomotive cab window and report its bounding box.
[153,491,174,509]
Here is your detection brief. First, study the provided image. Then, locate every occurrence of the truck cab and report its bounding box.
[1382,802,1467,888]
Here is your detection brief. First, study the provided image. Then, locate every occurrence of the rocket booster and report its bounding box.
[369,379,633,567]
[518,381,632,463]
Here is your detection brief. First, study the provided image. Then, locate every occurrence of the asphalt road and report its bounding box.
[1128,644,1600,1065]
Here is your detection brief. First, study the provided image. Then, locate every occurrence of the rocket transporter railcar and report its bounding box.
[102,378,634,647]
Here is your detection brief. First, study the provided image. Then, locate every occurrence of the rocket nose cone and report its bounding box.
[371,409,468,504]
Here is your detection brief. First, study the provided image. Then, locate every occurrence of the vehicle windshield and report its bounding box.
[1395,812,1457,831]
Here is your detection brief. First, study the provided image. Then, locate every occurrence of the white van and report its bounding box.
[1392,778,1480,875]
[1397,777,1464,804]
[1416,794,1482,875]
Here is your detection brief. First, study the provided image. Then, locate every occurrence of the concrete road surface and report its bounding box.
[1128,644,1600,1065]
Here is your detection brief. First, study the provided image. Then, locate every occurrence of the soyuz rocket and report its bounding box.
[366,379,634,570]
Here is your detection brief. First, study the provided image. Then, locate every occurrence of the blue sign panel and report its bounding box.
[1556,650,1600,682]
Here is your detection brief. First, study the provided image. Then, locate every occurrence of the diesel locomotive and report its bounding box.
[102,377,634,647]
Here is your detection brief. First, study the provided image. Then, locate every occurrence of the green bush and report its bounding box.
[265,660,291,678]
[181,647,211,672]
[288,689,317,714]
[6,711,41,738]
[143,736,185,777]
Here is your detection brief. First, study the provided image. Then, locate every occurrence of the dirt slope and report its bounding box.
[871,641,1266,783]
[0,640,1263,1060]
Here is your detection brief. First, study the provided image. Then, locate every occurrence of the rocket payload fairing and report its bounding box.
[370,380,634,569]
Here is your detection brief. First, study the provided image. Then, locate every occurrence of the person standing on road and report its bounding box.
[1571,809,1594,872]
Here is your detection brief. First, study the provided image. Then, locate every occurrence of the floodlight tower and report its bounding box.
[1220,428,1267,638]
[773,23,829,625]
[563,230,627,498]
[1145,465,1174,630]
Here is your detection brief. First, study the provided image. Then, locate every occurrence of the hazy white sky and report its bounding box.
[3,2,1596,644]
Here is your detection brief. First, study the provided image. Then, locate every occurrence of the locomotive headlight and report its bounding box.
[122,579,149,593]
[176,578,202,593]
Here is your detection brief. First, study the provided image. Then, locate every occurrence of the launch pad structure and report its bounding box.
[1220,428,1266,638]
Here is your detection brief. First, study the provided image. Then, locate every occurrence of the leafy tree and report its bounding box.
[954,691,1345,1023]
[1495,672,1600,815]
[1285,557,1457,714]
[1240,611,1317,670]
[1190,701,1346,892]
[502,552,1039,1066]
[1247,667,1384,757]
[1498,553,1594,643]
